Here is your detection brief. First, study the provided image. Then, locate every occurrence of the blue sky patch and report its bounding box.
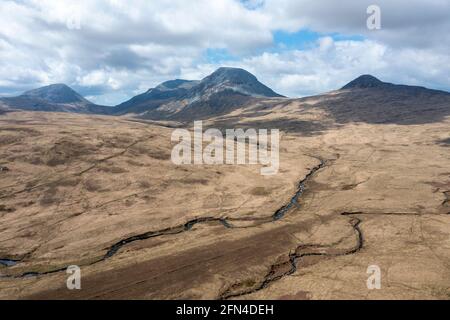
[273,29,365,50]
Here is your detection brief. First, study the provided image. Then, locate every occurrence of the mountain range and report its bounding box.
[1,68,449,123]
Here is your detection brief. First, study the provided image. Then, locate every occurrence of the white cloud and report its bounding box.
[191,38,449,97]
[0,0,448,104]
[0,0,274,102]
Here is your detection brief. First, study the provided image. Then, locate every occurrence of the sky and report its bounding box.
[0,0,449,105]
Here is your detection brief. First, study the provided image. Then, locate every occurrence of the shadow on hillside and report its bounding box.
[209,117,332,136]
[438,138,450,146]
[314,88,450,125]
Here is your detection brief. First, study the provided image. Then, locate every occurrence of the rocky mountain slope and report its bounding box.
[115,67,283,120]
[113,79,199,115]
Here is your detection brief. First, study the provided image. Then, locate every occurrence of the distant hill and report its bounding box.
[115,67,284,120]
[0,84,111,114]
[322,74,450,125]
[341,74,386,89]
[21,84,89,104]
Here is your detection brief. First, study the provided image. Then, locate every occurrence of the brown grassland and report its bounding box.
[0,95,449,299]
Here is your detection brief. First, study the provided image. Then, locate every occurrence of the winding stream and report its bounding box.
[1,157,327,280]
[0,259,19,267]
[219,216,363,299]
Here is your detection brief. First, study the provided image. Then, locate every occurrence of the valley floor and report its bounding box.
[0,109,449,299]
